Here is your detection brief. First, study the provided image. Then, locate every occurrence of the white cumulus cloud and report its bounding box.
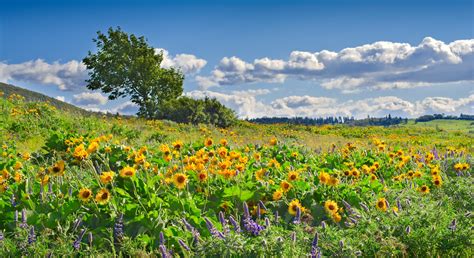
[197,37,474,92]
[186,89,474,119]
[72,92,108,106]
[156,48,207,74]
[0,48,207,91]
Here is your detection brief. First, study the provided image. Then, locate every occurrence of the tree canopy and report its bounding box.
[83,27,184,118]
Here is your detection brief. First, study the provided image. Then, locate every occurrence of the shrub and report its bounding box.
[157,96,237,127]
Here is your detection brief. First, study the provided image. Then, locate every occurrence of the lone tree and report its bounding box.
[83,27,184,118]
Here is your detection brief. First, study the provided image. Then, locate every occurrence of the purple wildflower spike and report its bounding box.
[229,215,241,233]
[20,209,28,228]
[28,226,36,245]
[265,217,271,228]
[178,239,191,251]
[321,221,327,229]
[243,202,250,218]
[290,231,296,242]
[293,206,301,224]
[73,229,86,251]
[159,232,165,245]
[312,232,319,248]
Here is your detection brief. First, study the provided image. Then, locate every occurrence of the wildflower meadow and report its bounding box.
[0,93,472,257]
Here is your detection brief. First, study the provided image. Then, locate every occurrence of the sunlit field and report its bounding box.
[0,94,472,256]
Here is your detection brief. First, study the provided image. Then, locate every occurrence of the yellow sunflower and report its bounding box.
[280,180,292,192]
[324,200,339,215]
[418,185,430,194]
[49,160,65,176]
[432,176,443,187]
[100,171,115,184]
[197,172,208,182]
[287,171,299,182]
[173,173,188,189]
[120,166,136,178]
[376,198,388,212]
[255,169,266,181]
[318,172,330,185]
[331,212,342,223]
[328,176,340,186]
[273,189,283,201]
[172,140,184,150]
[204,138,213,147]
[95,188,111,205]
[288,199,303,216]
[78,188,92,202]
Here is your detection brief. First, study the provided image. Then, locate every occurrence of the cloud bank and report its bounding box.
[0,48,207,91]
[186,90,474,119]
[196,37,474,92]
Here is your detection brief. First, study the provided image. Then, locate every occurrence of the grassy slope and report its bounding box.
[1,83,472,153]
[0,82,93,115]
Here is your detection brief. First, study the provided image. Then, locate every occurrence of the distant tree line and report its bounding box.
[248,114,408,126]
[415,113,474,122]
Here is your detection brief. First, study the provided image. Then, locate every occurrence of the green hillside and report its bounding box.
[0,82,91,115]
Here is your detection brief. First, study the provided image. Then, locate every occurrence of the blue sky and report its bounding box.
[1,0,473,118]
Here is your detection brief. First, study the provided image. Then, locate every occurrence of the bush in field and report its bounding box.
[158,96,237,127]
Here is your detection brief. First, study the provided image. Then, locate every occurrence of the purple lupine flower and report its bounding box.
[258,200,267,210]
[290,231,296,242]
[229,215,241,233]
[360,203,369,212]
[321,221,327,229]
[342,200,352,213]
[354,250,362,256]
[432,148,439,160]
[28,226,36,245]
[178,239,191,251]
[11,194,16,207]
[312,232,319,248]
[405,226,411,234]
[274,211,279,223]
[159,244,169,258]
[14,210,18,223]
[310,247,321,258]
[204,217,225,239]
[348,217,358,224]
[392,210,399,216]
[73,229,86,251]
[68,187,73,197]
[396,199,402,211]
[243,216,265,236]
[88,232,93,248]
[72,216,83,232]
[182,218,201,242]
[243,202,250,218]
[219,211,229,234]
[344,221,352,227]
[20,209,28,228]
[339,240,344,249]
[257,205,261,220]
[293,206,301,224]
[264,217,271,228]
[114,213,124,243]
[448,219,457,231]
[159,232,165,245]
